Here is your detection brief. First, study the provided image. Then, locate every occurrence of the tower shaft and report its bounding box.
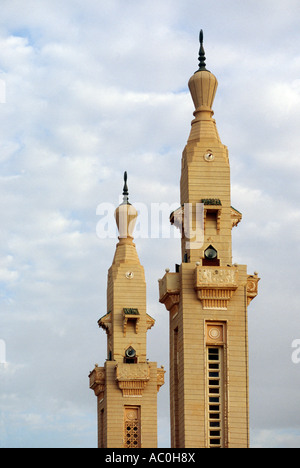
[90,174,165,448]
[159,32,259,448]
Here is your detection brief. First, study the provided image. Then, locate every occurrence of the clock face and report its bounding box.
[126,271,134,280]
[204,152,214,162]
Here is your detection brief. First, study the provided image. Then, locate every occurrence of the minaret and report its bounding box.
[90,173,165,449]
[159,31,260,448]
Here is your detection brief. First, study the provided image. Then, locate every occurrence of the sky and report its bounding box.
[0,0,300,448]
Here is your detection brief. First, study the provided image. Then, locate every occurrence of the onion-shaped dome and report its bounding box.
[188,30,218,114]
[114,172,138,240]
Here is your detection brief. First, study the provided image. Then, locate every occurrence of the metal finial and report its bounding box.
[200,29,204,44]
[122,171,129,203]
[197,29,207,72]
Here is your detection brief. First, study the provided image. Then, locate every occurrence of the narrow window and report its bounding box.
[173,327,180,448]
[207,347,224,448]
[99,409,104,448]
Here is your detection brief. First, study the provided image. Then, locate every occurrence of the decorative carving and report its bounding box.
[195,266,238,310]
[89,365,106,399]
[196,267,237,285]
[209,327,221,340]
[206,323,226,345]
[247,273,260,306]
[201,198,222,206]
[116,363,150,397]
[198,288,236,310]
[124,407,141,448]
[124,308,139,315]
[117,364,150,380]
[125,407,139,421]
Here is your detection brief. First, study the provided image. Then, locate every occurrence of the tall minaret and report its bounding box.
[159,31,260,448]
[90,173,165,449]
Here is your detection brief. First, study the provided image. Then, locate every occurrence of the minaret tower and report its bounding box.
[90,173,165,449]
[159,31,260,448]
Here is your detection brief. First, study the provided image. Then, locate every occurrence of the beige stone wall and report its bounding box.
[165,264,250,448]
[97,361,159,448]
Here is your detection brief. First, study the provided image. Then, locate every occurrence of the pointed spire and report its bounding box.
[122,171,129,204]
[197,29,208,72]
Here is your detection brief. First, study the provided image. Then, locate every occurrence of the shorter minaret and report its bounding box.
[89,173,165,449]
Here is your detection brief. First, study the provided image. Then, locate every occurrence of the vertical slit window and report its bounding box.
[207,347,224,448]
[173,328,180,448]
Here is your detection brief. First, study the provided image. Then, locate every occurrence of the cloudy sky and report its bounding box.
[0,0,300,448]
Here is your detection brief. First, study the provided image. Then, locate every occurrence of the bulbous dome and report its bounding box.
[188,30,218,114]
[115,202,138,240]
[114,172,138,240]
[188,70,218,113]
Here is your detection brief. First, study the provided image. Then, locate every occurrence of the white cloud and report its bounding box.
[0,255,19,283]
[252,429,300,449]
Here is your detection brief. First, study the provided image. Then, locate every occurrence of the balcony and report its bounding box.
[246,273,260,306]
[89,365,106,398]
[116,363,150,397]
[158,272,180,314]
[195,266,238,310]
